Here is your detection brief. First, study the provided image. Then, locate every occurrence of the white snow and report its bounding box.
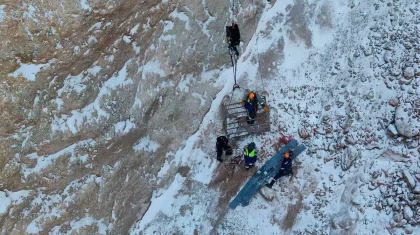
[141,60,166,79]
[88,22,102,32]
[123,35,132,43]
[52,60,134,134]
[23,4,38,23]
[22,139,96,178]
[169,10,191,30]
[130,24,140,35]
[177,74,192,92]
[114,119,136,135]
[131,0,420,234]
[0,5,5,22]
[80,0,91,10]
[9,60,52,81]
[162,20,174,32]
[26,220,40,233]
[88,35,97,44]
[133,174,185,230]
[133,136,160,153]
[49,216,110,235]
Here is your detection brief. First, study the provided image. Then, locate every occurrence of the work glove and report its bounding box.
[264,106,269,112]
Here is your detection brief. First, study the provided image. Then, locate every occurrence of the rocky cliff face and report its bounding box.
[1,0,420,234]
[0,0,262,234]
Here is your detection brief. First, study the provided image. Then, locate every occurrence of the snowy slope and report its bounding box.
[131,0,420,234]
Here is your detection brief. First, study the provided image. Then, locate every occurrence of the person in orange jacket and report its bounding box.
[265,151,294,188]
[242,91,269,124]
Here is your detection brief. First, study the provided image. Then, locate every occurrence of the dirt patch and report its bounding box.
[259,38,285,79]
[208,162,257,231]
[316,2,333,29]
[177,166,191,177]
[286,0,312,48]
[281,191,303,230]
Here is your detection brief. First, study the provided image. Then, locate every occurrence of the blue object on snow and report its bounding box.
[229,139,306,209]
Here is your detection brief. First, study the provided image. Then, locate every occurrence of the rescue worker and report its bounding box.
[243,142,257,170]
[226,23,241,56]
[216,136,233,162]
[242,91,269,125]
[265,151,294,188]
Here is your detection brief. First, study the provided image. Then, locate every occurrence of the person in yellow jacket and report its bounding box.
[243,142,257,170]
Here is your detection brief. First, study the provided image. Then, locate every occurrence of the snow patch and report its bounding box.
[0,5,5,22]
[114,120,136,135]
[22,139,96,178]
[88,22,102,32]
[169,10,191,30]
[133,136,160,153]
[52,60,133,134]
[80,0,91,10]
[134,174,185,229]
[130,24,140,35]
[9,60,53,81]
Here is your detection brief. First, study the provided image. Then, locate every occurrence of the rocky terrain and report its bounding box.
[0,0,419,234]
[0,0,262,234]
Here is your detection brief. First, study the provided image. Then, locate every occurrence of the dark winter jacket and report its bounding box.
[226,24,241,46]
[243,93,265,118]
[280,153,293,171]
[216,136,230,152]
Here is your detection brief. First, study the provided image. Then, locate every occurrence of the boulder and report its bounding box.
[403,67,415,79]
[404,225,413,234]
[388,98,399,107]
[387,124,398,136]
[403,206,414,221]
[395,100,420,138]
[403,170,416,189]
[298,127,310,139]
[383,51,391,63]
[414,184,420,194]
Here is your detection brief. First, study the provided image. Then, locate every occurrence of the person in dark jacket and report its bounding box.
[226,23,241,56]
[265,151,294,188]
[243,142,257,170]
[216,136,233,162]
[242,91,269,125]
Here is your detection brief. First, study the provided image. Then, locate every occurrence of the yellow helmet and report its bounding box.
[248,92,255,99]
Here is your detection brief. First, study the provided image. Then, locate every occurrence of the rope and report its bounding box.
[253,3,267,90]
[230,0,235,23]
[229,49,239,89]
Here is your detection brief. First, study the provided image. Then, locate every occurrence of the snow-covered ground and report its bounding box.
[131,0,420,234]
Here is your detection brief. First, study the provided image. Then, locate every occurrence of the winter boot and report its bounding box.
[265,180,274,188]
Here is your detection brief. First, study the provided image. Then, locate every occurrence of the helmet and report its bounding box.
[248,142,256,150]
[248,92,255,99]
[283,152,290,159]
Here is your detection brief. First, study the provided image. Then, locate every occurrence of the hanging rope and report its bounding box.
[253,2,267,90]
[229,49,239,90]
[231,0,236,23]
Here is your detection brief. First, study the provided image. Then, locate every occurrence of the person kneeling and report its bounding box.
[216,136,233,162]
[265,151,293,188]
